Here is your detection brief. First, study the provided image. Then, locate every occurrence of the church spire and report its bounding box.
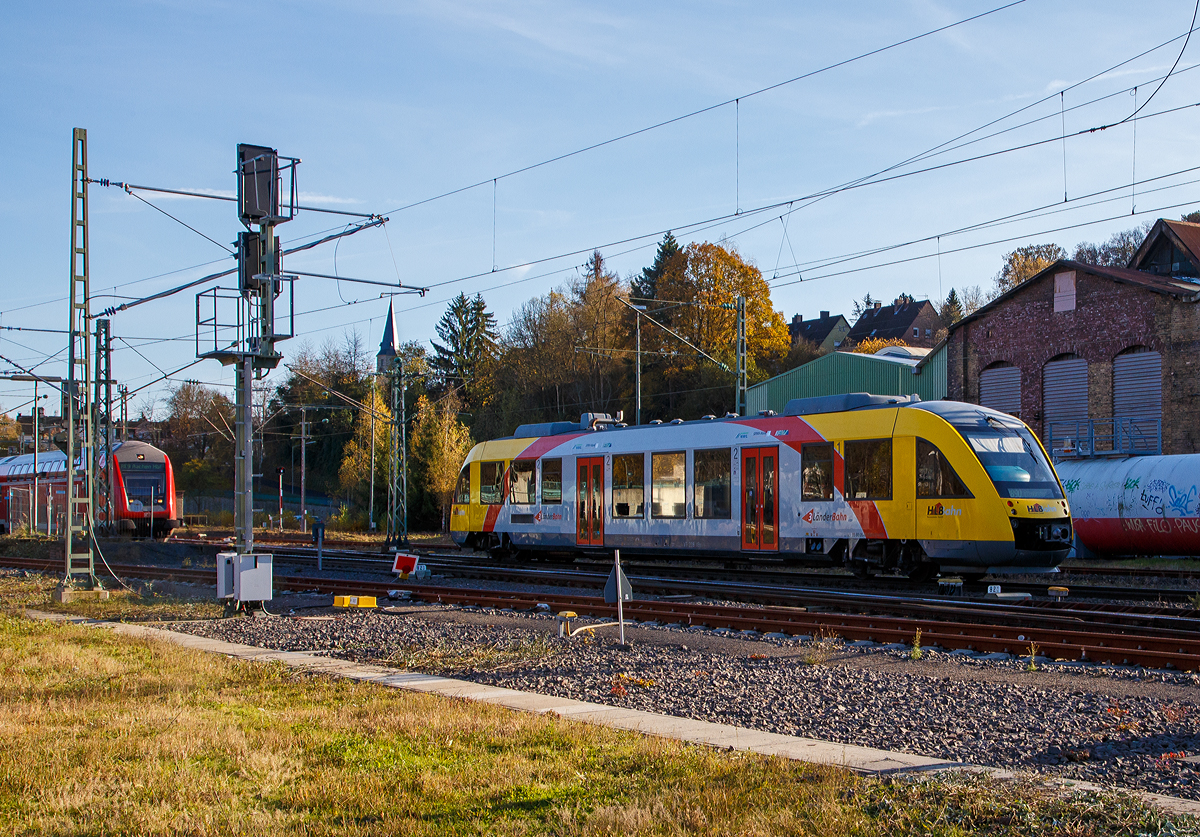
[376,300,399,373]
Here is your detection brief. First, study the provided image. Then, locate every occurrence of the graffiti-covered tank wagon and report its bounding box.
[1057,456,1200,558]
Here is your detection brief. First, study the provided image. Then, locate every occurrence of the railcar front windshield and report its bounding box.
[955,418,1063,500]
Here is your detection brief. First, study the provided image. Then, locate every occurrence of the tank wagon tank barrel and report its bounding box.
[1056,455,1200,558]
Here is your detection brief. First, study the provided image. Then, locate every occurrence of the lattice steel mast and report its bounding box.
[65,128,96,585]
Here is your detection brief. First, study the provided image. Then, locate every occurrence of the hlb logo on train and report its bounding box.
[1026,503,1044,513]
[926,503,962,517]
[802,509,848,524]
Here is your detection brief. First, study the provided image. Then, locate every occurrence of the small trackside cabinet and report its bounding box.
[217,551,274,603]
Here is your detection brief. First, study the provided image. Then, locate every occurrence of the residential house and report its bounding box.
[844,298,944,349]
[788,311,850,352]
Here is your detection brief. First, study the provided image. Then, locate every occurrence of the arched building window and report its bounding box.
[1113,346,1161,451]
[1042,353,1088,431]
[979,361,1021,417]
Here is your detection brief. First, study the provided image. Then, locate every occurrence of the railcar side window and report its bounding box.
[651,451,686,519]
[509,460,536,505]
[454,467,471,505]
[844,439,892,501]
[612,454,645,518]
[541,458,562,504]
[916,439,972,498]
[694,448,731,519]
[801,443,834,500]
[479,461,504,505]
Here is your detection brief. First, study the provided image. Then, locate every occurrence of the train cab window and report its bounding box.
[479,461,505,505]
[801,443,834,501]
[956,420,1064,500]
[509,460,536,505]
[541,458,563,504]
[612,454,645,518]
[844,439,892,501]
[916,439,972,499]
[454,467,471,505]
[694,448,731,519]
[651,451,686,519]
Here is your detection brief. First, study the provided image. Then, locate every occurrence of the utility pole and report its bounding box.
[33,382,39,533]
[94,318,113,535]
[299,406,307,533]
[736,295,747,416]
[368,387,376,531]
[64,127,97,587]
[632,304,646,425]
[118,384,128,440]
[385,356,408,548]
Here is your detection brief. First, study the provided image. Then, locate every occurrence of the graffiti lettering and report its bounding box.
[1124,477,1141,490]
[1118,517,1200,534]
[1167,484,1198,516]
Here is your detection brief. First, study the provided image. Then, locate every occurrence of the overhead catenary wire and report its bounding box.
[282,165,1200,344]
[1120,0,1200,124]
[88,179,380,219]
[15,8,1200,409]
[768,194,1200,288]
[378,0,1032,218]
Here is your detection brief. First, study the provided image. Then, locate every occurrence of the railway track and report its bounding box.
[7,555,1200,672]
[216,541,1200,605]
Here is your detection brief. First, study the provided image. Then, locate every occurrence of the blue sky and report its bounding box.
[3,0,1200,416]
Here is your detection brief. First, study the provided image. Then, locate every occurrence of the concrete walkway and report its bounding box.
[30,611,1200,818]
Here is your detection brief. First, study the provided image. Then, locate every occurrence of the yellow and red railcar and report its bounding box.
[450,394,1072,579]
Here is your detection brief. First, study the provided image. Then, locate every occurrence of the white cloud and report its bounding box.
[856,105,947,128]
[298,192,362,205]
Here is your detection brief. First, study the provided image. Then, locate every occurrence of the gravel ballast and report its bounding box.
[173,600,1200,801]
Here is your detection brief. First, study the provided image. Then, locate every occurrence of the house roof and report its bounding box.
[948,258,1200,334]
[1129,218,1200,273]
[844,299,940,344]
[791,313,846,346]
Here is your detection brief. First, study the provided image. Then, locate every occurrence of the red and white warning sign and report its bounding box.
[392,552,420,575]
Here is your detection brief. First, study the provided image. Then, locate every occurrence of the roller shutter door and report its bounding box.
[1042,357,1089,427]
[979,365,1021,417]
[1113,350,1161,449]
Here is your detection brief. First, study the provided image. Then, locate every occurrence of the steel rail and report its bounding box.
[8,556,1200,671]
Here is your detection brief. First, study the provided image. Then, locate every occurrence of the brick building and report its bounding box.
[844,298,944,349]
[945,219,1200,455]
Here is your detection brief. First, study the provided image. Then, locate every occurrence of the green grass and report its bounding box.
[0,573,1193,836]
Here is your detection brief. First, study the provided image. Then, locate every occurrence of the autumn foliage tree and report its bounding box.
[849,337,908,355]
[410,392,473,531]
[993,243,1066,296]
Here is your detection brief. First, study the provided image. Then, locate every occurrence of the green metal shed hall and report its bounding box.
[745,344,948,415]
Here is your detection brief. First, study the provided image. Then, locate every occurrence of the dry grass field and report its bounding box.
[0,571,1192,836]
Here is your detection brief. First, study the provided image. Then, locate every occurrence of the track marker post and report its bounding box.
[604,549,633,646]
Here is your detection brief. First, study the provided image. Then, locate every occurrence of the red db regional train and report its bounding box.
[0,440,178,538]
[451,394,1074,580]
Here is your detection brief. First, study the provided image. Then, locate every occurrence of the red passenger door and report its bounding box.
[741,447,778,551]
[575,457,605,546]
